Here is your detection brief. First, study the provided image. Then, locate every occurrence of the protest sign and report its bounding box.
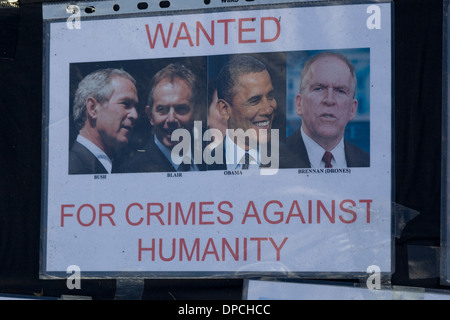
[41,0,392,278]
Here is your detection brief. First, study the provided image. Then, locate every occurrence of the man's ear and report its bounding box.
[217,99,230,121]
[145,105,154,126]
[295,93,303,116]
[85,97,99,119]
[349,99,358,121]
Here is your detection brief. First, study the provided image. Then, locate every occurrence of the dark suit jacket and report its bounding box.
[206,141,227,171]
[69,140,108,174]
[118,135,206,173]
[283,127,370,168]
[206,139,284,171]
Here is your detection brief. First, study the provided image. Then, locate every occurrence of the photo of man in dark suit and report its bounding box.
[285,52,370,168]
[69,68,139,174]
[119,63,204,173]
[207,55,278,171]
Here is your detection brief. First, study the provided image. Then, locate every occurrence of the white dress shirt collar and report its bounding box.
[225,132,259,170]
[300,126,347,168]
[154,135,196,171]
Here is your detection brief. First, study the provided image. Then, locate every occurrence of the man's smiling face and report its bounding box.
[147,76,195,149]
[222,70,277,150]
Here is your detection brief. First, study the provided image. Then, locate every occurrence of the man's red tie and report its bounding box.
[322,151,333,168]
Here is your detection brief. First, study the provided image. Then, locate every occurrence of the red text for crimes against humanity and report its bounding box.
[60,199,372,227]
[60,199,372,262]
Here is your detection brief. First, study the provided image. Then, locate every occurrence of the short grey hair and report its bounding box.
[299,52,357,98]
[73,68,136,131]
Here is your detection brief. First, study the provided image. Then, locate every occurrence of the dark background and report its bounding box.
[0,0,447,299]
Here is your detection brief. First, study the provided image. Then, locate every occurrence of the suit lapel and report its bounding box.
[285,128,312,168]
[206,139,227,170]
[70,141,108,174]
[144,137,177,172]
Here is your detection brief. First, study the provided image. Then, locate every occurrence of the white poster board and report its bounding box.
[245,280,450,300]
[41,0,393,278]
